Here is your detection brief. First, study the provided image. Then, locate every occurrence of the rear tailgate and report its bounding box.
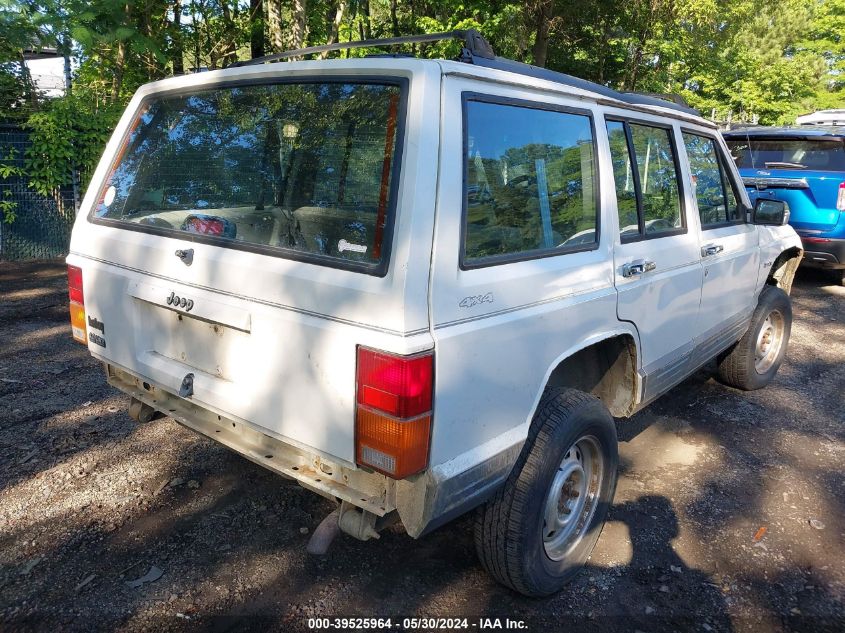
[68,60,440,466]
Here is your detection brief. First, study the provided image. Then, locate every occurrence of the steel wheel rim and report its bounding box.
[754,309,785,374]
[542,435,604,561]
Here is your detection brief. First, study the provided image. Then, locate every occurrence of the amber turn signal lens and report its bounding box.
[356,407,431,478]
[69,301,87,343]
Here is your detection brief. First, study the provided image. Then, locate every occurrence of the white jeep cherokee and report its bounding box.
[66,31,802,596]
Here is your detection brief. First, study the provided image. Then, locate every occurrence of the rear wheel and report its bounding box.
[830,268,845,287]
[717,285,792,390]
[474,387,618,597]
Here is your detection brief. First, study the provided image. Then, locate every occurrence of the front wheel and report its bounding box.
[717,285,792,390]
[474,388,618,597]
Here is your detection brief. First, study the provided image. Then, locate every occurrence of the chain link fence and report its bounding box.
[0,124,78,261]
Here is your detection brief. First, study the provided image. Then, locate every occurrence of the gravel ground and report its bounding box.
[0,260,843,633]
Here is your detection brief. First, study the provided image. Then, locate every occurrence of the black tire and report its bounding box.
[717,285,792,390]
[830,268,845,287]
[474,387,618,597]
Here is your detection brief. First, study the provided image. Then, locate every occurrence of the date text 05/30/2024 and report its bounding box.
[307,618,528,630]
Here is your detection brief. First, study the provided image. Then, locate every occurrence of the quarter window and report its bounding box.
[606,120,684,239]
[683,133,742,226]
[463,100,598,264]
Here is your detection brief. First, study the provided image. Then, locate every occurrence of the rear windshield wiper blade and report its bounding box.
[764,161,807,169]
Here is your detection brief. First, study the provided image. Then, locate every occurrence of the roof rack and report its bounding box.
[227,30,700,117]
[626,92,692,109]
[228,29,495,68]
[468,56,700,116]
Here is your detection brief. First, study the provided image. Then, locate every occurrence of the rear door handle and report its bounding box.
[701,243,724,257]
[622,259,657,277]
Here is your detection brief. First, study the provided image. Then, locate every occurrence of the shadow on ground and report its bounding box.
[0,261,843,632]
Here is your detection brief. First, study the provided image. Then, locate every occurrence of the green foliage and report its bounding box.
[24,95,120,196]
[1,0,843,212]
[0,149,24,223]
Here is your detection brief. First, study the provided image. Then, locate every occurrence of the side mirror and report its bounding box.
[753,198,790,226]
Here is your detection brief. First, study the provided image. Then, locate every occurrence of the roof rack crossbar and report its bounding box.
[228,29,495,68]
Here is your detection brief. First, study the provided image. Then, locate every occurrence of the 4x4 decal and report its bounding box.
[459,292,494,309]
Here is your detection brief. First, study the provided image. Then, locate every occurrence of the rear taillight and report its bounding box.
[67,265,86,344]
[837,182,845,211]
[355,347,433,479]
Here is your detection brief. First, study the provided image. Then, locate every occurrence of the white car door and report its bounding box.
[680,130,760,365]
[604,115,704,404]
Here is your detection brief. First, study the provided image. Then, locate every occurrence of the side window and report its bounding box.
[606,121,639,239]
[463,99,598,265]
[629,124,683,233]
[683,132,742,227]
[606,119,684,240]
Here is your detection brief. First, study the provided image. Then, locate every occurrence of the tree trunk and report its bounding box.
[220,0,238,66]
[250,0,264,58]
[172,0,184,74]
[111,4,130,101]
[530,0,554,67]
[360,0,371,40]
[320,0,347,58]
[390,0,398,37]
[596,17,610,84]
[142,3,154,80]
[292,0,308,50]
[267,0,284,53]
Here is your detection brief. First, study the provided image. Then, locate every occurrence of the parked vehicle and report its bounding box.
[796,110,845,126]
[67,31,802,597]
[724,126,845,285]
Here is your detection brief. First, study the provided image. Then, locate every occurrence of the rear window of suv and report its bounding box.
[91,80,405,273]
[726,136,845,172]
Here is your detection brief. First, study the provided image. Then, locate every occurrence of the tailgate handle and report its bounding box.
[179,373,195,398]
[175,249,194,265]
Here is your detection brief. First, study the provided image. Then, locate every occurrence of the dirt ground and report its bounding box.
[0,260,843,633]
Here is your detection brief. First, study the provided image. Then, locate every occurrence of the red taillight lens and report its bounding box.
[357,349,433,418]
[355,347,434,478]
[837,182,845,211]
[67,265,86,344]
[67,265,83,303]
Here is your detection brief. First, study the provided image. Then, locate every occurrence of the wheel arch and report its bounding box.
[766,246,803,295]
[535,329,641,419]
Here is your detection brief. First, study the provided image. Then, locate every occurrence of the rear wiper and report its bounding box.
[764,161,807,169]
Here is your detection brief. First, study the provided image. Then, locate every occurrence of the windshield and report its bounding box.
[92,81,404,270]
[726,137,845,172]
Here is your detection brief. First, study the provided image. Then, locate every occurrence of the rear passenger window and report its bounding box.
[606,119,684,240]
[463,99,598,265]
[682,133,743,226]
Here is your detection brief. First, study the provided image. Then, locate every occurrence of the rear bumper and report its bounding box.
[106,363,397,517]
[105,362,518,538]
[799,237,845,269]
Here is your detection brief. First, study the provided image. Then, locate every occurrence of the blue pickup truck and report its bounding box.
[723,126,845,285]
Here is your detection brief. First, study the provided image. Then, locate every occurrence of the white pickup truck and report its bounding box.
[66,31,802,596]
